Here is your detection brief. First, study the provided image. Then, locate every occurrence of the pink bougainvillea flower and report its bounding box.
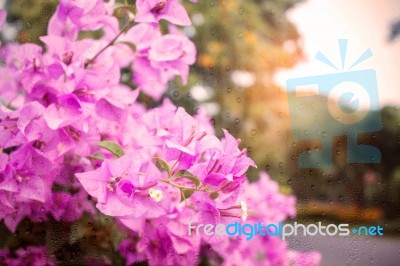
[0,108,27,149]
[133,56,167,100]
[49,189,95,222]
[13,246,56,266]
[0,144,54,203]
[239,172,296,223]
[0,43,42,73]
[157,107,222,173]
[17,101,48,141]
[40,36,98,78]
[43,94,82,130]
[48,0,112,40]
[122,23,161,51]
[126,210,201,266]
[130,26,196,100]
[135,0,191,26]
[75,153,177,218]
[0,68,20,105]
[118,230,148,265]
[0,246,56,265]
[149,33,196,84]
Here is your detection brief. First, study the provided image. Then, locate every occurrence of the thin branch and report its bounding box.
[85,20,135,67]
[171,152,183,173]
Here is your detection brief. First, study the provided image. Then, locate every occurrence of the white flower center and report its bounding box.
[149,188,163,202]
[241,200,248,221]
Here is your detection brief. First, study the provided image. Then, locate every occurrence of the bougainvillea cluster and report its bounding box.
[0,0,320,265]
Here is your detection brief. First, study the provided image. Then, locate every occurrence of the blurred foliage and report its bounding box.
[286,101,400,219]
[389,19,400,42]
[0,214,127,265]
[4,0,57,44]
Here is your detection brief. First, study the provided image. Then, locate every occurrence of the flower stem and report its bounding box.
[85,20,135,67]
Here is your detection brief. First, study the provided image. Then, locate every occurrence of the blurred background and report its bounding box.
[1,0,400,265]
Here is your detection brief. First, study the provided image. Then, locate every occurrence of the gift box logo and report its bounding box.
[286,39,382,168]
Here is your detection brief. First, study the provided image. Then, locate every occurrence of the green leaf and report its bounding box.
[113,5,136,19]
[173,170,201,188]
[209,191,219,200]
[0,98,16,111]
[154,157,171,176]
[119,41,137,53]
[88,152,105,161]
[173,170,193,177]
[96,140,125,158]
[181,188,195,202]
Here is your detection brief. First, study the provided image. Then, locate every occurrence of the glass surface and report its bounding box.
[0,0,399,265]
